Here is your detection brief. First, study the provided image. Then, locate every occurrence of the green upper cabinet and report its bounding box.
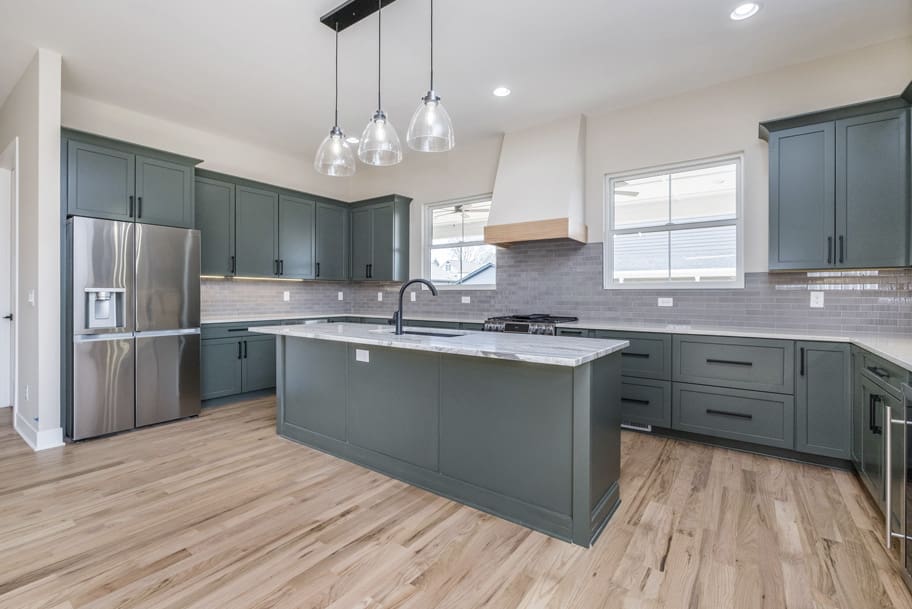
[235,185,279,278]
[67,139,136,221]
[836,109,910,268]
[278,194,315,279]
[762,90,911,271]
[63,130,200,227]
[195,177,236,276]
[135,155,195,228]
[350,195,411,281]
[315,202,349,280]
[768,122,835,270]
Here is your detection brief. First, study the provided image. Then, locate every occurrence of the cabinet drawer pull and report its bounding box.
[562,330,584,336]
[868,366,891,380]
[706,358,753,367]
[827,236,833,264]
[227,328,247,333]
[706,409,752,421]
[622,352,650,359]
[622,398,651,406]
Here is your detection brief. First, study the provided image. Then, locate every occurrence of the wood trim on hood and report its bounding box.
[484,218,587,246]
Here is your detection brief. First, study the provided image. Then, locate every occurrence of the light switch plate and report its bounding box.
[377,292,383,301]
[461,296,471,304]
[337,291,344,301]
[283,291,290,302]
[355,349,370,363]
[27,289,35,306]
[810,291,824,308]
[657,297,673,307]
[410,292,417,302]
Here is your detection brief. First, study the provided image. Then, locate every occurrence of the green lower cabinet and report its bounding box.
[242,336,276,392]
[201,338,244,400]
[795,341,851,458]
[851,348,864,470]
[859,373,889,505]
[283,338,347,440]
[620,377,671,428]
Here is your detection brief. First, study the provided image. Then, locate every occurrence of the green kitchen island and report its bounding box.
[253,322,629,547]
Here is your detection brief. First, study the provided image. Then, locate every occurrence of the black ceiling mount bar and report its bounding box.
[320,0,398,31]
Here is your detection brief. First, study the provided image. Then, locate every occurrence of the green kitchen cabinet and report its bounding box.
[243,335,277,392]
[235,185,279,277]
[835,109,910,268]
[795,341,851,459]
[851,348,864,470]
[200,337,244,400]
[195,177,236,276]
[278,194,315,279]
[315,202,349,280]
[349,195,411,281]
[66,139,136,221]
[762,91,911,271]
[135,155,195,228]
[64,130,200,227]
[859,373,891,506]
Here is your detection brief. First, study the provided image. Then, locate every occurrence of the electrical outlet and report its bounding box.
[377,292,383,302]
[461,296,471,304]
[810,291,824,308]
[25,385,30,401]
[282,291,290,302]
[337,291,344,301]
[410,292,416,302]
[657,297,674,307]
[355,349,370,363]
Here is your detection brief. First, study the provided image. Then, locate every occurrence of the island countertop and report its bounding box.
[251,322,629,367]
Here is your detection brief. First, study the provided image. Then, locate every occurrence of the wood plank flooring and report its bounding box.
[0,399,910,609]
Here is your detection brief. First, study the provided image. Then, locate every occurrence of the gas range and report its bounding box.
[483,314,579,336]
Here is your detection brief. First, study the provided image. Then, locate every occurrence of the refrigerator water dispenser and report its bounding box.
[85,288,125,329]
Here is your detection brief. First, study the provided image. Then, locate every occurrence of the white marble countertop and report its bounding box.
[251,323,629,367]
[201,313,487,325]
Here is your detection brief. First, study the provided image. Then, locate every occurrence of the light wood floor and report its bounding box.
[1,399,911,609]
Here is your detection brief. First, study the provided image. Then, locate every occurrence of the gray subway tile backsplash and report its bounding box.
[203,242,911,336]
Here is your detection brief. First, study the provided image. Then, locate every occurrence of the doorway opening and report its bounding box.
[0,137,19,421]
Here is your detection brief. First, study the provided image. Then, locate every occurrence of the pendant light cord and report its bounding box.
[429,0,434,91]
[334,22,340,128]
[377,0,382,110]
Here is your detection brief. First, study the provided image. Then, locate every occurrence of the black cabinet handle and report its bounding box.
[279,259,284,276]
[799,347,805,376]
[838,236,844,264]
[706,358,753,367]
[622,352,650,359]
[827,236,833,264]
[562,330,584,336]
[2,313,12,321]
[870,394,883,435]
[129,195,134,217]
[367,264,373,279]
[243,340,248,359]
[706,409,752,421]
[137,196,143,219]
[237,342,242,359]
[227,328,247,332]
[316,262,321,278]
[622,398,651,406]
[230,255,236,274]
[274,259,279,276]
[868,366,890,380]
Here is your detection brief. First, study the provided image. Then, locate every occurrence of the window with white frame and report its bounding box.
[424,197,496,288]
[604,156,743,289]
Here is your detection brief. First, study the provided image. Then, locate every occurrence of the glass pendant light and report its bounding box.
[314,23,356,177]
[407,0,454,152]
[358,0,402,166]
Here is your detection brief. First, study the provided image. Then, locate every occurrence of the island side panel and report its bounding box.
[438,355,574,518]
[281,336,349,441]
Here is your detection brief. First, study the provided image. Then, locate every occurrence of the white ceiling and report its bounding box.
[0,0,910,159]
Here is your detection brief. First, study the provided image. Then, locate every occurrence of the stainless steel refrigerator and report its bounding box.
[66,216,201,440]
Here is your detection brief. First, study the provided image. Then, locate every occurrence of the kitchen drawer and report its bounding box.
[557,328,590,338]
[592,331,671,380]
[860,350,909,397]
[201,320,277,340]
[673,335,794,394]
[620,377,671,428]
[673,383,795,449]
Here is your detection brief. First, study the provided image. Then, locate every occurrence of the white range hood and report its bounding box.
[484,115,588,246]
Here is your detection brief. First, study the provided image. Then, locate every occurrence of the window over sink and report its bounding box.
[604,155,744,289]
[424,196,496,289]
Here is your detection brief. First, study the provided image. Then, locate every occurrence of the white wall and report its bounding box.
[62,93,355,202]
[349,35,912,275]
[0,48,63,449]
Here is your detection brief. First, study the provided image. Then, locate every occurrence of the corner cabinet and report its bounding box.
[762,90,911,271]
[350,195,411,281]
[63,130,199,228]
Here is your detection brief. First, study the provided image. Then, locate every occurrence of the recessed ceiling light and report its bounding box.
[492,87,511,97]
[730,2,760,20]
[346,137,359,144]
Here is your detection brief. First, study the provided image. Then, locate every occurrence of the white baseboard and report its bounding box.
[14,412,64,451]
